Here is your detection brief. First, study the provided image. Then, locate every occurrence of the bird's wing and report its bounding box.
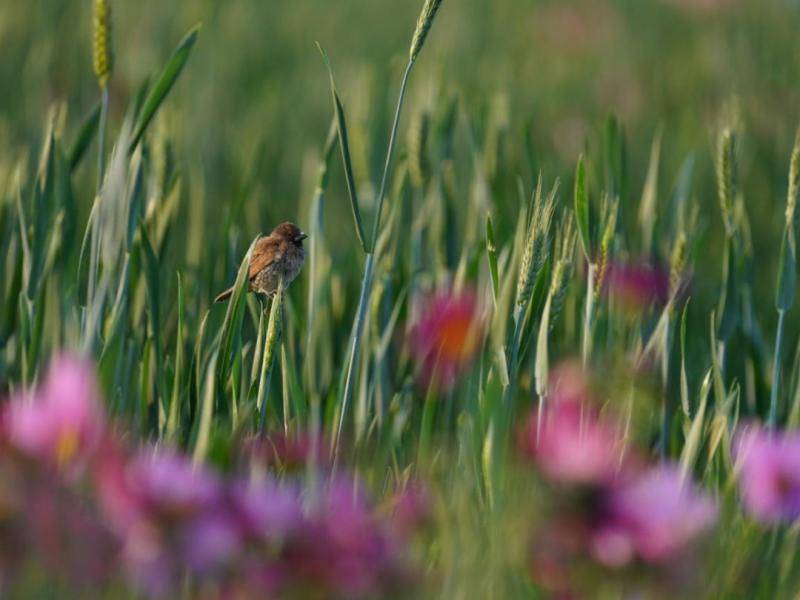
[248,236,281,279]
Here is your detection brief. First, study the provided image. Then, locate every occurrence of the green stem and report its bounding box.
[369,60,414,253]
[333,59,415,466]
[582,263,597,366]
[334,253,375,466]
[87,87,109,321]
[770,309,787,428]
[96,86,109,192]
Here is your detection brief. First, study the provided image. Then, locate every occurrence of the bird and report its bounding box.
[214,222,307,303]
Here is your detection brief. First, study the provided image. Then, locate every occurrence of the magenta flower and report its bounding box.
[409,289,483,391]
[733,425,800,524]
[229,477,411,599]
[592,465,717,566]
[603,260,670,313]
[521,386,624,486]
[5,354,105,469]
[97,448,230,595]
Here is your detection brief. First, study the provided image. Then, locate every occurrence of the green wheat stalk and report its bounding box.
[770,128,800,428]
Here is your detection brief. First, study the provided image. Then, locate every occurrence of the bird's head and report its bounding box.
[273,222,308,247]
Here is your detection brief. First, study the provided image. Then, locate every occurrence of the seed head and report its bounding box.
[786,128,800,226]
[594,197,619,298]
[409,0,444,63]
[669,231,687,300]
[92,0,114,88]
[517,183,557,308]
[549,218,576,325]
[408,111,430,188]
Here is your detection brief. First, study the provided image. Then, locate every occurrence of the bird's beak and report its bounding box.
[296,232,308,242]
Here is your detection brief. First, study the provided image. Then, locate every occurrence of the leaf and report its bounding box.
[139,224,166,431]
[76,201,97,307]
[257,283,284,431]
[638,129,662,252]
[193,350,218,464]
[534,294,553,396]
[129,24,201,153]
[485,213,499,306]
[68,101,101,172]
[717,236,738,341]
[317,43,368,253]
[217,236,258,396]
[574,155,591,260]
[680,368,711,480]
[776,224,797,311]
[166,272,186,442]
[680,300,691,417]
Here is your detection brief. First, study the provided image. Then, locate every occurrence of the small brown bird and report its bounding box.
[214,222,307,303]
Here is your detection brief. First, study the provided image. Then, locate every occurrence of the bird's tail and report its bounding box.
[214,287,234,303]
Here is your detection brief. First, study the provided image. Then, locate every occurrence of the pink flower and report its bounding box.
[520,365,624,486]
[96,448,229,595]
[733,425,800,524]
[5,355,105,470]
[603,260,670,313]
[593,465,717,566]
[409,289,483,391]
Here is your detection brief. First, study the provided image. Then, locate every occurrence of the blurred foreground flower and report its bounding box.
[228,478,412,599]
[603,260,670,314]
[520,361,624,486]
[97,448,229,595]
[526,361,717,595]
[409,288,483,392]
[592,465,717,567]
[734,425,800,524]
[5,355,105,471]
[521,396,624,487]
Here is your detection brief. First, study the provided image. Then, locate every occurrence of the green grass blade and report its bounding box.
[486,212,499,306]
[216,236,258,398]
[193,349,218,464]
[129,24,201,153]
[166,272,185,442]
[574,155,590,260]
[317,44,368,253]
[68,101,101,172]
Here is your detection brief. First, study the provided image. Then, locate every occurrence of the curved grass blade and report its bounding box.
[216,236,258,398]
[486,213,499,306]
[129,24,201,153]
[139,224,166,430]
[574,155,590,260]
[166,272,186,442]
[193,349,218,464]
[317,44,368,253]
[68,101,101,172]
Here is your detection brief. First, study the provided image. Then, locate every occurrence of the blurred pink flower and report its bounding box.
[520,364,624,486]
[603,260,670,313]
[733,425,800,524]
[593,465,717,566]
[232,478,412,599]
[97,448,230,595]
[5,354,105,470]
[409,289,483,391]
